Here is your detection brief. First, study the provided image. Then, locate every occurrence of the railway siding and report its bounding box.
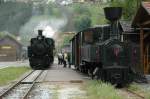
[0,70,43,99]
[120,82,150,99]
[118,89,143,99]
[0,64,150,99]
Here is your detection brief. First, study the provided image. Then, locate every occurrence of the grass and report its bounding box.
[0,67,30,86]
[128,83,150,99]
[145,92,150,99]
[85,80,122,99]
[127,83,140,91]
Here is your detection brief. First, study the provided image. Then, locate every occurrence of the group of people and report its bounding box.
[57,52,71,68]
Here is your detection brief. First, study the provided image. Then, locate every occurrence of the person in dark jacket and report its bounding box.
[67,53,71,68]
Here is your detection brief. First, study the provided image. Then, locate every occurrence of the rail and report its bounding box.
[0,70,44,99]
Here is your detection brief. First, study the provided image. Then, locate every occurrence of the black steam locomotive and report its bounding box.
[28,30,55,69]
[70,7,134,86]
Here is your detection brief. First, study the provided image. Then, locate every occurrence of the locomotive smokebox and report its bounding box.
[104,7,122,40]
[38,30,43,36]
[104,7,122,22]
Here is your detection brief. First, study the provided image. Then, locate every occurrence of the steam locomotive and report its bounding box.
[28,30,55,69]
[70,7,134,87]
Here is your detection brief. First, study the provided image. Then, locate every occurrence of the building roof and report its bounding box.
[0,35,22,46]
[119,21,134,33]
[132,2,150,28]
[120,20,150,34]
[143,2,150,14]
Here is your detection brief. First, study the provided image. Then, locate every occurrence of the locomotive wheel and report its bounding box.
[88,69,94,79]
[112,83,123,88]
[79,65,82,72]
[83,65,88,74]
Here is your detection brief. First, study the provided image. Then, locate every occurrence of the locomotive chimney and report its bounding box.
[104,7,122,39]
[38,30,43,36]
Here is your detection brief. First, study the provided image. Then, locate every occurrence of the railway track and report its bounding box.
[121,88,145,99]
[0,70,44,99]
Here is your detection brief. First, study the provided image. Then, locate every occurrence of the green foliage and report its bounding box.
[145,93,150,99]
[123,0,139,20]
[63,36,72,45]
[110,0,123,7]
[88,3,108,25]
[110,0,139,20]
[86,80,122,99]
[61,34,74,48]
[45,3,62,18]
[128,83,150,99]
[72,4,92,32]
[0,67,30,86]
[127,83,140,91]
[73,4,91,17]
[0,1,32,35]
[0,2,62,41]
[69,3,109,32]
[74,15,91,31]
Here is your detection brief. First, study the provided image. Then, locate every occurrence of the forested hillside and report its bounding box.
[0,2,32,35]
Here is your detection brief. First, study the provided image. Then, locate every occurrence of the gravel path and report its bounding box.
[117,89,142,99]
[28,82,87,99]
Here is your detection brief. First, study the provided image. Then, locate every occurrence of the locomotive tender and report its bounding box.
[28,30,55,69]
[70,7,133,86]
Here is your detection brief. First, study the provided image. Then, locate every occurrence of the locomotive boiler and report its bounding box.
[28,30,55,69]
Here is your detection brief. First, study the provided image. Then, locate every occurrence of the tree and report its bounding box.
[73,4,91,17]
[110,0,140,20]
[74,15,91,31]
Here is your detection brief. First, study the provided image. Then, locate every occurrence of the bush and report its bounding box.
[74,15,91,32]
[73,4,91,17]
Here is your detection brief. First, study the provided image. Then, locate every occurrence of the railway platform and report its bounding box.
[42,64,87,83]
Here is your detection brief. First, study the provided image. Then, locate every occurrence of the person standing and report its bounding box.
[63,52,67,67]
[67,53,71,68]
[57,53,63,65]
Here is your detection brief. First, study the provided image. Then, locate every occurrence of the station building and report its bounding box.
[120,2,150,74]
[132,2,150,74]
[0,35,22,61]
